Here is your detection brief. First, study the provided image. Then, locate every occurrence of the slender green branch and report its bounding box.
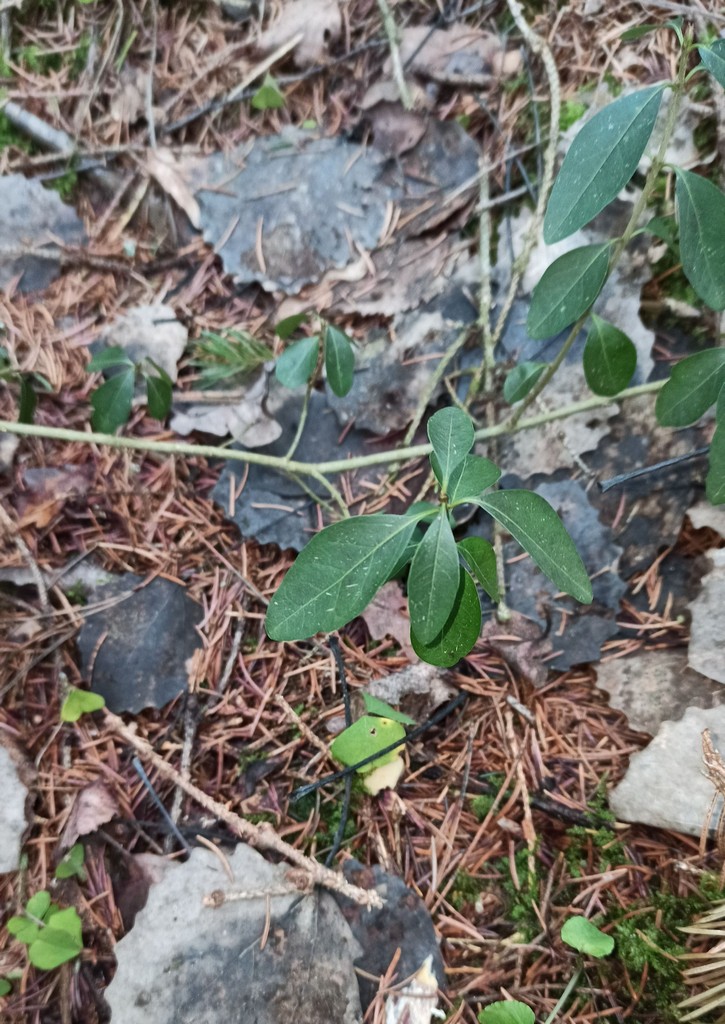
[493,0,561,346]
[506,37,690,430]
[0,380,663,479]
[543,967,582,1024]
[402,326,471,447]
[376,0,412,110]
[285,383,312,460]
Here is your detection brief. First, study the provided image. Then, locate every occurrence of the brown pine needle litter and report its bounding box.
[2,0,725,1021]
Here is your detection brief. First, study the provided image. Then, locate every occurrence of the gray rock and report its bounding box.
[191,122,478,293]
[0,739,32,873]
[105,845,363,1024]
[77,575,203,713]
[609,706,725,837]
[0,174,85,293]
[688,550,725,685]
[596,650,724,735]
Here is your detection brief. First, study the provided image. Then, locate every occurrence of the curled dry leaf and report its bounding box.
[59,780,119,852]
[362,582,416,661]
[256,0,342,67]
[146,149,201,230]
[171,374,282,447]
[481,610,553,688]
[394,25,522,86]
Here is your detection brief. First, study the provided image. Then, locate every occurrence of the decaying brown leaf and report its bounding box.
[256,0,342,67]
[394,25,522,86]
[60,779,119,852]
[16,464,92,529]
[482,611,553,688]
[147,149,201,230]
[362,582,416,661]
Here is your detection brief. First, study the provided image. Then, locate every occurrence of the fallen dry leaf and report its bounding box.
[256,0,341,67]
[16,464,92,529]
[395,25,521,86]
[367,663,456,722]
[60,779,119,852]
[147,148,201,230]
[362,582,416,661]
[482,611,553,688]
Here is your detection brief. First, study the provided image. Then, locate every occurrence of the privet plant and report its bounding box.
[2,25,725,662]
[267,25,725,659]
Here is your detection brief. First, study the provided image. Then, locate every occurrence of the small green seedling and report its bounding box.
[478,1000,534,1024]
[55,843,86,881]
[561,915,615,957]
[7,891,83,971]
[266,407,592,666]
[0,345,52,424]
[328,696,414,795]
[60,687,105,723]
[275,315,356,398]
[190,329,273,387]
[0,978,12,996]
[87,347,173,433]
[251,74,285,111]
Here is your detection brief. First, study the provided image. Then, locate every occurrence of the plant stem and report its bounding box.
[543,967,582,1024]
[0,381,663,479]
[507,40,690,430]
[376,0,412,110]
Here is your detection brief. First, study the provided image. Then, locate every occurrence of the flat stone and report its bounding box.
[596,650,724,735]
[76,575,203,713]
[105,845,363,1024]
[609,706,725,837]
[688,549,725,685]
[0,738,33,873]
[0,174,85,293]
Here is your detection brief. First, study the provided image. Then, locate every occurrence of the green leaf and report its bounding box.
[0,978,11,996]
[55,843,85,880]
[479,491,593,604]
[407,512,461,643]
[330,716,405,773]
[275,336,319,389]
[675,169,725,310]
[266,514,421,640]
[60,688,106,723]
[527,244,610,340]
[448,455,500,505]
[620,24,660,41]
[561,916,614,957]
[410,567,481,667]
[643,214,679,250]
[698,39,725,88]
[655,349,725,426]
[427,408,475,490]
[251,73,285,110]
[583,314,637,396]
[87,346,134,372]
[7,916,39,944]
[90,368,135,432]
[503,361,546,403]
[361,693,416,725]
[275,313,308,339]
[707,423,725,505]
[544,85,664,243]
[26,891,51,920]
[144,371,172,421]
[324,325,355,397]
[28,909,83,970]
[458,537,499,602]
[19,375,37,423]
[478,1000,535,1024]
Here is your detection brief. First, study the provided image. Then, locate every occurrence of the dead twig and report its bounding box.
[104,709,383,908]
